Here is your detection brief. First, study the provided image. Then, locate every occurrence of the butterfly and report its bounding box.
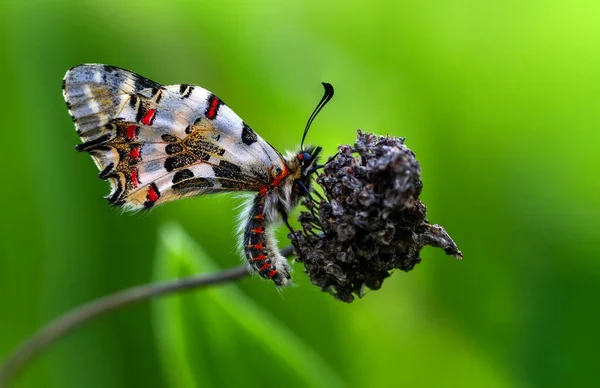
[62,64,333,286]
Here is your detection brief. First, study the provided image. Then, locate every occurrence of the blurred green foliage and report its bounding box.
[154,224,344,388]
[0,0,598,387]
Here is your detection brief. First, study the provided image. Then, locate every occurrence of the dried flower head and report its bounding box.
[290,130,462,302]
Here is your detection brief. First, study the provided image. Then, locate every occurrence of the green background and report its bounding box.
[1,0,598,387]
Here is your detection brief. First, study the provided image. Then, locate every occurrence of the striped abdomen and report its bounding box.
[243,194,292,286]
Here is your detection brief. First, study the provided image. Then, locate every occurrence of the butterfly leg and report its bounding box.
[298,181,323,227]
[281,210,304,256]
[299,180,324,203]
[306,164,324,175]
[298,181,314,200]
[307,152,339,175]
[281,211,295,236]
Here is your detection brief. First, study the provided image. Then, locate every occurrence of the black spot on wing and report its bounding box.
[197,141,224,156]
[166,144,184,155]
[189,149,210,161]
[249,165,269,182]
[185,136,225,161]
[102,65,121,73]
[219,160,242,172]
[106,179,124,205]
[215,161,259,189]
[164,153,196,172]
[154,88,163,104]
[179,84,194,99]
[213,164,257,188]
[172,169,194,184]
[134,74,163,91]
[129,94,139,109]
[241,123,258,146]
[98,162,115,180]
[161,134,179,143]
[135,103,147,123]
[75,133,111,152]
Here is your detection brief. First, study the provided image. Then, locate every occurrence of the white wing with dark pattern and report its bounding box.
[63,64,286,210]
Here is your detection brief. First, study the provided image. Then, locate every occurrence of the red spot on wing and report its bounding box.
[252,254,267,261]
[131,169,140,187]
[258,263,270,272]
[141,109,156,125]
[130,147,141,159]
[271,165,289,187]
[268,270,277,278]
[260,186,268,196]
[251,226,264,234]
[206,97,220,119]
[147,184,159,202]
[126,125,138,140]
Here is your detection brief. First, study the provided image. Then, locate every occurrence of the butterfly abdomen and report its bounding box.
[243,193,292,286]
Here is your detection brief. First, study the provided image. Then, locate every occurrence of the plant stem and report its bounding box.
[0,265,252,387]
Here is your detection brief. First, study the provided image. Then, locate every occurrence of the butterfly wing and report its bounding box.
[63,64,286,210]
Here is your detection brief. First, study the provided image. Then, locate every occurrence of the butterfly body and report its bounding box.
[63,64,323,286]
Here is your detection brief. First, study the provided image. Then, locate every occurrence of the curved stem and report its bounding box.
[0,265,252,387]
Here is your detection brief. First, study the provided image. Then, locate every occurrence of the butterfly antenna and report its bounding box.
[301,82,334,149]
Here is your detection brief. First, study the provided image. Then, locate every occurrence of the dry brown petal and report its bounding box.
[290,130,462,302]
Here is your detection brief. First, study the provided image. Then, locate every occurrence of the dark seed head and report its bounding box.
[290,130,462,303]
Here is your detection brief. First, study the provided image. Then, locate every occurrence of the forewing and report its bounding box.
[63,64,285,210]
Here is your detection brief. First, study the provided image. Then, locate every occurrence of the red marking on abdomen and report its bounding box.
[126,125,138,140]
[260,186,268,196]
[206,97,220,119]
[141,109,156,125]
[254,214,264,220]
[130,147,140,159]
[147,185,159,202]
[131,169,140,187]
[268,270,277,278]
[251,226,264,234]
[271,165,289,187]
[252,254,267,261]
[250,243,264,250]
[258,263,270,271]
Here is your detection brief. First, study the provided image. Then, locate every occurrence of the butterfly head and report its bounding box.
[296,143,322,175]
[297,146,322,171]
